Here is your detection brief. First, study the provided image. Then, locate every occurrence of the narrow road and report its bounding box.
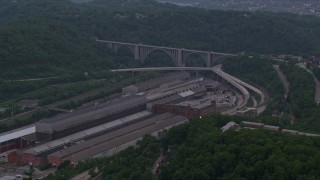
[273,65,289,97]
[71,170,90,180]
[152,153,164,175]
[297,63,320,103]
[4,77,58,82]
[252,97,257,107]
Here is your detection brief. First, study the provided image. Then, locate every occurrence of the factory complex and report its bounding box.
[4,72,240,166]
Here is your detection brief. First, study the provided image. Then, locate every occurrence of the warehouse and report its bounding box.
[47,113,187,165]
[36,95,147,141]
[0,125,36,153]
[145,77,204,101]
[8,111,152,165]
[122,72,190,95]
[153,98,216,119]
[149,86,207,111]
[8,113,187,166]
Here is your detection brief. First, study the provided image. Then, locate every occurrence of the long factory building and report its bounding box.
[7,72,219,166]
[36,95,148,142]
[9,113,187,166]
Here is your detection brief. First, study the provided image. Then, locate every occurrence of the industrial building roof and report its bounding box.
[49,113,177,158]
[0,125,35,144]
[36,95,147,132]
[151,94,183,105]
[54,114,188,162]
[282,129,299,134]
[175,98,213,109]
[263,125,280,131]
[242,121,263,127]
[130,72,190,92]
[221,121,238,132]
[161,78,202,92]
[150,86,207,106]
[24,111,152,155]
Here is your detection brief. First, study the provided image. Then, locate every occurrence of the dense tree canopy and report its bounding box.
[1,0,320,80]
[160,115,320,179]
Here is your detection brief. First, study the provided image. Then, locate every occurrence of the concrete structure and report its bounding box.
[97,39,236,67]
[237,107,258,117]
[242,121,264,129]
[122,72,190,95]
[153,98,216,119]
[112,66,253,112]
[9,113,187,166]
[0,125,36,153]
[35,95,147,141]
[220,121,239,132]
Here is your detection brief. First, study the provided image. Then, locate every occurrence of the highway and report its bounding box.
[210,68,250,110]
[212,65,266,105]
[112,66,253,113]
[111,67,213,72]
[112,66,265,108]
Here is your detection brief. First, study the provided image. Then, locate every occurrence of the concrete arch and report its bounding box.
[97,39,238,67]
[141,48,177,66]
[113,44,136,57]
[140,48,177,66]
[183,52,208,66]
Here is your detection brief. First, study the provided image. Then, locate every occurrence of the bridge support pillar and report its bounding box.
[134,45,140,60]
[206,52,211,67]
[177,49,183,67]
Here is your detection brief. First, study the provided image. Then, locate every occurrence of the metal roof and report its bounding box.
[242,121,263,126]
[24,111,152,155]
[49,113,177,158]
[175,98,213,109]
[178,90,194,97]
[57,115,188,162]
[132,72,190,92]
[263,125,279,130]
[221,121,237,132]
[0,125,35,144]
[36,95,147,132]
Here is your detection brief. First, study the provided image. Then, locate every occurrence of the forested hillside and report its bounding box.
[3,0,320,178]
[1,0,320,80]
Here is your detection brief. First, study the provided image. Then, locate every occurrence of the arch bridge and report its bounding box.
[96,39,237,67]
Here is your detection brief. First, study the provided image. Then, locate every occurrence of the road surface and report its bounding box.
[297,63,320,103]
[273,65,289,97]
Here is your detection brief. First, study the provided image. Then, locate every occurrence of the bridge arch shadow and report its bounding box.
[142,49,176,67]
[184,53,207,67]
[113,45,139,67]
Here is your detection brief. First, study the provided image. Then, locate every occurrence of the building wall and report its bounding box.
[0,140,17,153]
[8,151,20,164]
[8,152,46,166]
[47,155,63,167]
[152,104,215,119]
[0,138,33,153]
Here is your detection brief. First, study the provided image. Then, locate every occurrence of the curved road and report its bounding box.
[273,65,289,98]
[297,63,320,103]
[213,65,266,106]
[111,66,253,113]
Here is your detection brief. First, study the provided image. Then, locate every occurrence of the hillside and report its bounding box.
[157,0,320,16]
[1,0,320,80]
